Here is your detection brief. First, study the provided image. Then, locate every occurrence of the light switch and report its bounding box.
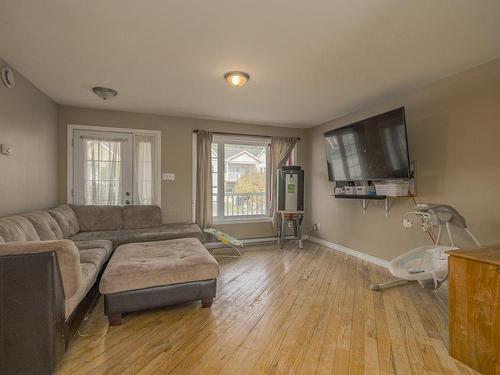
[162,173,176,181]
[1,144,13,155]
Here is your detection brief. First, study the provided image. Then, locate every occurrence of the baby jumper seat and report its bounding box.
[370,204,480,291]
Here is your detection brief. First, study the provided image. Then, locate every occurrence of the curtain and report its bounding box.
[83,138,122,205]
[134,134,158,205]
[269,136,299,230]
[195,130,213,229]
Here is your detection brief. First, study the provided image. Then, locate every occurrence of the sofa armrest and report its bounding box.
[0,240,82,298]
[0,251,66,374]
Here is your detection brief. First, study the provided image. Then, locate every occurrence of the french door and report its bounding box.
[73,130,133,205]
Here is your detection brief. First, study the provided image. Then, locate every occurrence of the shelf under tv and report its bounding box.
[334,194,386,200]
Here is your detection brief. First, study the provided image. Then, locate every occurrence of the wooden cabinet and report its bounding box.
[448,245,500,375]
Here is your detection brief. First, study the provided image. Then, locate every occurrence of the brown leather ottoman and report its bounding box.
[99,238,219,325]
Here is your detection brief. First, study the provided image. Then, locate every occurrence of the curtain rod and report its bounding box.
[193,129,300,140]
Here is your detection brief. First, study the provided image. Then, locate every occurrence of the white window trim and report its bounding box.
[215,136,270,223]
[192,132,275,225]
[67,124,161,205]
[191,133,299,225]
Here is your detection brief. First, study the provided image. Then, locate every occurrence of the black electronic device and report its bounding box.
[324,107,410,181]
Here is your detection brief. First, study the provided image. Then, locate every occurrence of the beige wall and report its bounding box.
[0,58,59,216]
[58,107,306,238]
[305,58,500,261]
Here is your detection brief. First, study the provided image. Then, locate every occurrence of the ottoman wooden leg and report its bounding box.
[201,298,213,308]
[108,313,122,326]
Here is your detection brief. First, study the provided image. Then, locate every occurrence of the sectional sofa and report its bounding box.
[0,204,203,374]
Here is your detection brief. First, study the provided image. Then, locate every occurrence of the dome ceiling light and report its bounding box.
[224,71,250,88]
[92,86,118,100]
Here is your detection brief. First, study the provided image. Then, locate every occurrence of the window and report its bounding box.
[69,126,161,206]
[211,135,270,222]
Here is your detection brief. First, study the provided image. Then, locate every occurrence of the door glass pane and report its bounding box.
[224,143,267,217]
[83,139,122,205]
[135,135,156,205]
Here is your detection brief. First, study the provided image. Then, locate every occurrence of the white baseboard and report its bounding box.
[207,235,391,269]
[242,237,279,245]
[308,235,390,269]
[205,237,278,249]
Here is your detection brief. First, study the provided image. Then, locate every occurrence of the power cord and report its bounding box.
[308,225,317,239]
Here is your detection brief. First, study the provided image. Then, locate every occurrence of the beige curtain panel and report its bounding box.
[269,136,299,230]
[195,130,213,229]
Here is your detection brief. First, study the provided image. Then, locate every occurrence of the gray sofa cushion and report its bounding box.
[71,205,122,232]
[129,223,204,244]
[74,239,113,258]
[70,223,204,247]
[65,263,98,319]
[23,211,64,240]
[78,248,110,269]
[48,205,80,238]
[70,230,129,245]
[6,216,40,241]
[122,205,162,230]
[0,218,28,242]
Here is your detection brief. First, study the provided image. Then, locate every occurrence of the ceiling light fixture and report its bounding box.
[92,86,118,100]
[224,71,250,88]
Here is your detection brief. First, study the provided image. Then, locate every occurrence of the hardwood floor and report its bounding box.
[56,241,478,375]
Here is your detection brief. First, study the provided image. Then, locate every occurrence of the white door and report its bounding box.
[73,130,133,205]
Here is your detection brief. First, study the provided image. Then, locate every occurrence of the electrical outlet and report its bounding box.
[1,144,13,155]
[313,223,320,231]
[162,173,175,181]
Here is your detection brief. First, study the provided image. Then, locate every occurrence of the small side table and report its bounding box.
[277,210,304,249]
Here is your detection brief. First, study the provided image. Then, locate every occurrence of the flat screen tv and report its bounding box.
[324,107,410,182]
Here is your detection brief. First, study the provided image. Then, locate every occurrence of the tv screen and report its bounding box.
[324,107,410,181]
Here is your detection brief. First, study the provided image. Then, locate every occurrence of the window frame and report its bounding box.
[67,124,161,206]
[212,134,272,224]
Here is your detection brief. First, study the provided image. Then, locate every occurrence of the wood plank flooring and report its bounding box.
[56,241,479,375]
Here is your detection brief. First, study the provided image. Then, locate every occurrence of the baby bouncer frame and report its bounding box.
[370,204,480,291]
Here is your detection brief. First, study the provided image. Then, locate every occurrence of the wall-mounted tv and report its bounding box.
[324,107,410,182]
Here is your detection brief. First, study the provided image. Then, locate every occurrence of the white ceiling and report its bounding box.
[1,1,500,128]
